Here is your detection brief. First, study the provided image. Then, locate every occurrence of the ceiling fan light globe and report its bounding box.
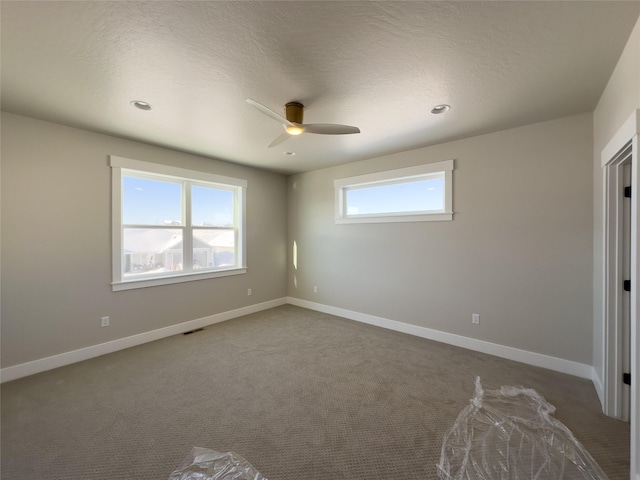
[286,125,304,136]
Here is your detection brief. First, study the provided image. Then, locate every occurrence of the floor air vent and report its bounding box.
[183,328,204,335]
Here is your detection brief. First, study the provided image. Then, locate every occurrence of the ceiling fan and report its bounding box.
[246,98,360,148]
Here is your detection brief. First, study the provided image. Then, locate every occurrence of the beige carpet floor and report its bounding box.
[0,305,630,479]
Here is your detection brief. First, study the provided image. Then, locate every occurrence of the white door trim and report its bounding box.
[602,142,632,419]
[601,109,639,480]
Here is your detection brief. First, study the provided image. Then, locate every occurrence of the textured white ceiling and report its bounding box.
[2,1,639,174]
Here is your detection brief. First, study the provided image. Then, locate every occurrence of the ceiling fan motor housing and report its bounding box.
[285,102,304,124]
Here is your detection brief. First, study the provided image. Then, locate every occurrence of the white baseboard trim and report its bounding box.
[0,298,287,383]
[287,297,595,380]
[0,297,596,384]
[591,369,605,409]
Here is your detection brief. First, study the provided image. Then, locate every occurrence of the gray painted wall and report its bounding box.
[287,113,594,364]
[1,112,287,367]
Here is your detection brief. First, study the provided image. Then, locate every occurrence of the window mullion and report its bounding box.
[184,181,193,273]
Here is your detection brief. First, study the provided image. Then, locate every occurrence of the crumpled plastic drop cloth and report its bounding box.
[168,447,267,480]
[437,377,608,480]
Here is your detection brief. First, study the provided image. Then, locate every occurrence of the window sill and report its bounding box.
[336,212,453,224]
[112,267,247,291]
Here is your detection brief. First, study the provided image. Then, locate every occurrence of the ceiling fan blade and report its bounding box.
[268,132,291,148]
[302,123,360,135]
[246,98,293,126]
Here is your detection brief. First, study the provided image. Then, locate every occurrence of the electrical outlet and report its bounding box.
[472,314,480,325]
[101,316,110,327]
[313,286,318,293]
[247,288,252,296]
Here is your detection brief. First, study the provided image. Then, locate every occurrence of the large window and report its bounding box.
[110,156,246,291]
[334,160,454,223]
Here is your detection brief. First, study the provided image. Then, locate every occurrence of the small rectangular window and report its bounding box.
[334,160,453,224]
[110,156,247,291]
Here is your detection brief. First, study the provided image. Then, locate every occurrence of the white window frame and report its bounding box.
[334,159,454,224]
[110,156,247,291]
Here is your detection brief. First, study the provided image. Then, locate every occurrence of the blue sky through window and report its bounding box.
[123,177,182,225]
[345,177,444,215]
[123,176,234,226]
[192,186,234,226]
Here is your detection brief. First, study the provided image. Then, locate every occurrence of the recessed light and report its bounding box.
[283,151,296,156]
[130,100,152,111]
[430,104,450,115]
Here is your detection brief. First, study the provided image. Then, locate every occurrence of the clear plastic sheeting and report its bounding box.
[437,377,608,480]
[168,447,268,480]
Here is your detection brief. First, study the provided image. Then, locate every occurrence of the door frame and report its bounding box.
[601,109,639,479]
[602,142,632,420]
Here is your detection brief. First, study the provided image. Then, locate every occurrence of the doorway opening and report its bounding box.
[603,141,632,421]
